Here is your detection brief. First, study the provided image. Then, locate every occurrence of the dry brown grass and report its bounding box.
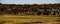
[0,15,60,24]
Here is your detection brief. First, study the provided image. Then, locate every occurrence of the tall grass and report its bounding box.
[0,15,60,24]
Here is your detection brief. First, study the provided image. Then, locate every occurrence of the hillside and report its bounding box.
[0,3,60,24]
[0,3,60,15]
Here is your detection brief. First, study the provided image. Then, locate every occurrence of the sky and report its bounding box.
[0,0,60,4]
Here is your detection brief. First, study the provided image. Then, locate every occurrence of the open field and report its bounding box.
[0,15,60,24]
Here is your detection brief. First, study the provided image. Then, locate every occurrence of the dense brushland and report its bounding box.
[0,3,60,24]
[0,3,60,15]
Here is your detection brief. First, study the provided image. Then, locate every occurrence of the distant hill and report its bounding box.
[0,3,60,15]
